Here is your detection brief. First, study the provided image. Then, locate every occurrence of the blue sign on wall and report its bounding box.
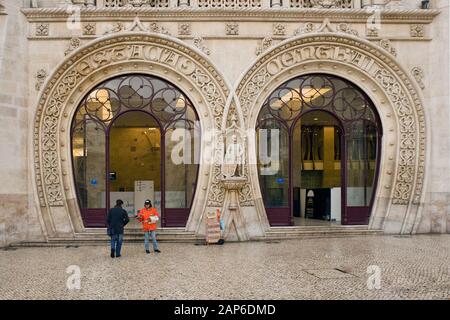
[276,178,285,184]
[90,179,97,185]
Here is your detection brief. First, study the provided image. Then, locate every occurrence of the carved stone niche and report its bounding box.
[219,113,249,241]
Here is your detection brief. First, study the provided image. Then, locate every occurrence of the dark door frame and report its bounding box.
[256,73,383,226]
[70,74,200,228]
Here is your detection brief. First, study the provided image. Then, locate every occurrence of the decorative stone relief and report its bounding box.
[293,23,316,36]
[35,69,47,91]
[126,0,151,6]
[272,23,286,36]
[366,25,379,37]
[178,23,191,36]
[103,17,171,35]
[310,0,352,8]
[255,37,273,56]
[411,67,425,90]
[193,37,210,55]
[236,35,425,207]
[336,23,359,36]
[149,22,171,35]
[82,22,96,36]
[226,22,239,36]
[34,35,229,209]
[410,24,424,38]
[36,23,49,36]
[379,39,397,56]
[65,37,81,56]
[104,22,126,34]
[292,19,358,37]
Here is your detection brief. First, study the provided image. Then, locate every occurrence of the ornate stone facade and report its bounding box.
[0,0,448,246]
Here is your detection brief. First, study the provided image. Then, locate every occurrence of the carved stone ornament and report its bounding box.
[35,69,48,91]
[178,23,191,36]
[293,23,316,36]
[293,19,358,37]
[310,0,351,8]
[273,23,286,36]
[34,34,229,210]
[126,0,151,6]
[366,25,379,37]
[193,37,210,55]
[410,24,424,38]
[379,39,397,56]
[411,67,425,90]
[226,22,239,36]
[82,22,96,36]
[255,37,273,56]
[36,23,49,36]
[65,37,81,56]
[104,17,171,35]
[236,34,426,208]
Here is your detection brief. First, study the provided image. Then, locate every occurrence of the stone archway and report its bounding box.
[233,33,427,235]
[34,32,231,239]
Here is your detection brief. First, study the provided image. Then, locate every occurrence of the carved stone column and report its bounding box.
[221,178,250,241]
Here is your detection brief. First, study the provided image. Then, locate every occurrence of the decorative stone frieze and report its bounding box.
[22,8,440,24]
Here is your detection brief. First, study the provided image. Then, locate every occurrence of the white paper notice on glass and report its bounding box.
[134,181,154,215]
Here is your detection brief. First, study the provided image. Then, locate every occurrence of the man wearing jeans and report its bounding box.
[136,199,161,254]
[107,199,129,258]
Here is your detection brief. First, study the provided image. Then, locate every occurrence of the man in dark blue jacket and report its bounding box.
[107,199,130,258]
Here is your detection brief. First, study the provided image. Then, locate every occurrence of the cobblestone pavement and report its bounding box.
[0,235,449,300]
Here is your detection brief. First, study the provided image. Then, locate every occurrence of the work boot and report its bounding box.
[110,249,115,258]
[146,250,150,254]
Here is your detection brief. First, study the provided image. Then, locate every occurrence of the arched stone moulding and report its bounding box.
[232,33,427,234]
[33,32,232,238]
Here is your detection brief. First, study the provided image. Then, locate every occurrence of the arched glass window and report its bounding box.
[71,74,200,227]
[257,74,382,226]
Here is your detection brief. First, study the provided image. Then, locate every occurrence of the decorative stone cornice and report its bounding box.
[21,8,440,24]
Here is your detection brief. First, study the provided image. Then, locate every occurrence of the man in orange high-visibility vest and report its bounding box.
[136,199,161,254]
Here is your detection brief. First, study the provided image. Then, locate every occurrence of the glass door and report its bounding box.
[109,111,162,229]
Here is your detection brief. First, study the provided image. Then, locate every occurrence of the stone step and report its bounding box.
[262,228,383,240]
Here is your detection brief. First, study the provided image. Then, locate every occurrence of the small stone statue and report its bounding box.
[223,134,244,178]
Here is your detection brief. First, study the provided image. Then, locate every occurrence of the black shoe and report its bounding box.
[110,249,115,258]
[116,254,121,258]
[146,250,150,254]
[155,249,161,253]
